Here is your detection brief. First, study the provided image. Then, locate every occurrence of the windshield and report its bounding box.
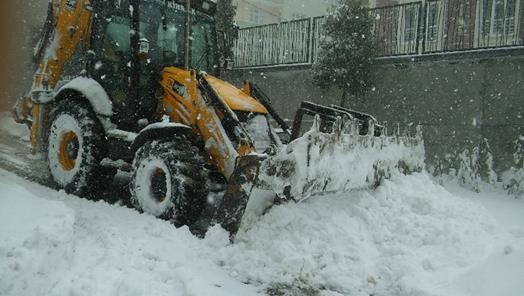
[140,1,217,72]
[239,113,273,152]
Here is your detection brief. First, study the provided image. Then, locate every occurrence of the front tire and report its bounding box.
[47,100,114,196]
[130,139,209,226]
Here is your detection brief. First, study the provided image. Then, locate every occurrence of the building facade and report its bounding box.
[279,0,338,21]
[233,0,340,28]
[370,0,524,54]
[233,0,283,27]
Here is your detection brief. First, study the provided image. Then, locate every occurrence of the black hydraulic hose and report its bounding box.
[249,82,291,136]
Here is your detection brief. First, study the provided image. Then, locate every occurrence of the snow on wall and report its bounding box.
[56,77,113,116]
[430,136,524,197]
[502,136,524,197]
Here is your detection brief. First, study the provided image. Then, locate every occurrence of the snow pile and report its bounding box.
[434,183,524,296]
[210,173,497,295]
[0,169,506,296]
[0,170,258,296]
[0,185,75,296]
[430,137,524,197]
[261,120,425,199]
[502,136,524,197]
[0,113,30,140]
[502,168,524,197]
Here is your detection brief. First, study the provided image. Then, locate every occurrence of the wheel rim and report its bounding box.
[58,131,79,171]
[132,157,173,217]
[150,168,168,203]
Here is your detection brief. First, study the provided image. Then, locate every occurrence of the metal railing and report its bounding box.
[233,18,311,68]
[233,0,524,68]
[424,0,523,53]
[372,2,423,56]
[311,16,326,63]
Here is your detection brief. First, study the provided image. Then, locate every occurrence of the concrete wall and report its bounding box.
[226,49,524,173]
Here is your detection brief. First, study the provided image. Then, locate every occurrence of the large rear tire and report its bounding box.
[47,100,115,196]
[130,138,209,226]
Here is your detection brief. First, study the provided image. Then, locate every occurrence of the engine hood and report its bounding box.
[205,75,268,114]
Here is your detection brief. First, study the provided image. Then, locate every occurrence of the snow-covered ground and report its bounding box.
[433,183,524,296]
[1,168,523,296]
[1,112,523,295]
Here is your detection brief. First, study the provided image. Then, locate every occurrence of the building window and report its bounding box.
[426,1,440,41]
[481,0,518,37]
[403,5,418,42]
[249,8,263,25]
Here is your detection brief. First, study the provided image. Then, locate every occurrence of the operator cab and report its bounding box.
[88,0,218,130]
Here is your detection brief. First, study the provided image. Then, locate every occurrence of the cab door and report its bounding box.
[90,0,133,128]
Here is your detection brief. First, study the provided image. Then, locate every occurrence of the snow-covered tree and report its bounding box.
[313,0,374,106]
[513,136,523,167]
[480,138,498,184]
[215,0,237,70]
[503,136,524,196]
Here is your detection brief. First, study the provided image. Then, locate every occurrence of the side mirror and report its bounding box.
[139,38,150,55]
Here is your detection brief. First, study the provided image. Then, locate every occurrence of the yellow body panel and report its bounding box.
[18,0,263,181]
[205,76,268,114]
[160,68,257,178]
[23,0,93,153]
[46,0,92,88]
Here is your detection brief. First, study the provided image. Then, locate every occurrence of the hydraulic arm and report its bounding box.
[14,0,93,153]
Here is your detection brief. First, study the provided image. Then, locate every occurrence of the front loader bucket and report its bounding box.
[213,154,262,238]
[259,113,425,201]
[211,100,424,237]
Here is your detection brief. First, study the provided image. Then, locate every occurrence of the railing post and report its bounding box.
[278,22,283,65]
[420,1,428,54]
[308,17,314,65]
[516,0,523,46]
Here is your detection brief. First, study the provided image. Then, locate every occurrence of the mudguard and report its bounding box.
[130,123,192,155]
[55,77,113,116]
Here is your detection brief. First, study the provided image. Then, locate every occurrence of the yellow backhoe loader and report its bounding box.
[13,0,424,237]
